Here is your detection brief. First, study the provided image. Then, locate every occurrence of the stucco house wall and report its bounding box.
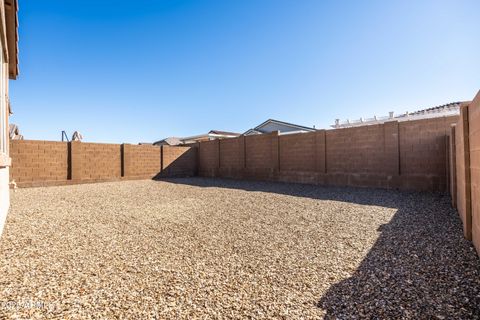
[0,0,18,236]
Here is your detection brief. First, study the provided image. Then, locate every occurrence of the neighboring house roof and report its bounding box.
[4,0,18,79]
[332,101,468,129]
[181,130,240,142]
[244,129,263,135]
[208,130,241,136]
[244,119,316,135]
[8,123,22,140]
[153,130,240,146]
[153,137,183,146]
[397,101,467,118]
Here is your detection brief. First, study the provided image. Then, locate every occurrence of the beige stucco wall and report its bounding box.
[0,166,9,235]
[0,1,13,238]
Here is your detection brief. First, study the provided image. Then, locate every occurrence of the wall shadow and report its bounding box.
[156,177,480,318]
[158,176,423,207]
[317,197,480,318]
[151,148,197,179]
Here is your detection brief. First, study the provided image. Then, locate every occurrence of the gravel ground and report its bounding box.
[0,178,478,319]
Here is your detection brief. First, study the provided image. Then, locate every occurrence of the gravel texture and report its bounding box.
[0,178,478,319]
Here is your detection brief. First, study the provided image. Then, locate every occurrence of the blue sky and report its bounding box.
[10,0,480,143]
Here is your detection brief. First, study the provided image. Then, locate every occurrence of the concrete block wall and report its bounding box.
[9,140,68,187]
[455,106,472,240]
[198,116,459,191]
[277,130,326,184]
[245,132,276,169]
[279,131,317,172]
[449,90,480,256]
[399,117,455,191]
[198,140,220,177]
[449,125,457,208]
[219,136,245,178]
[327,124,385,174]
[432,91,480,255]
[9,141,196,187]
[161,146,197,177]
[76,142,122,181]
[468,92,480,254]
[123,144,161,179]
[244,132,279,180]
[320,122,399,188]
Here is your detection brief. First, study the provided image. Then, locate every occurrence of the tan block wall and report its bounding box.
[400,117,454,170]
[198,117,458,192]
[449,125,457,208]
[220,137,244,170]
[124,144,161,179]
[399,116,457,191]
[10,141,195,187]
[199,140,219,177]
[9,140,68,184]
[244,132,279,180]
[79,143,122,181]
[326,124,385,174]
[468,93,480,255]
[279,131,317,172]
[219,137,245,178]
[245,133,276,170]
[161,146,197,177]
[455,107,472,240]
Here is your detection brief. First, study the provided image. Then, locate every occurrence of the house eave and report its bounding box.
[4,0,18,79]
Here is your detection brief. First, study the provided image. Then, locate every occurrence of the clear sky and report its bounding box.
[9,0,480,143]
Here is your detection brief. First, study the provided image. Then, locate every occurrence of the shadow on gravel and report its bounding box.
[158,177,480,318]
[317,199,480,319]
[157,177,410,207]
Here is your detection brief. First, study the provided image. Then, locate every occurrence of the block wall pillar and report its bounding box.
[70,141,82,182]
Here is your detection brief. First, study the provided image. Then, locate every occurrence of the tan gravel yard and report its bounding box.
[0,178,479,319]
